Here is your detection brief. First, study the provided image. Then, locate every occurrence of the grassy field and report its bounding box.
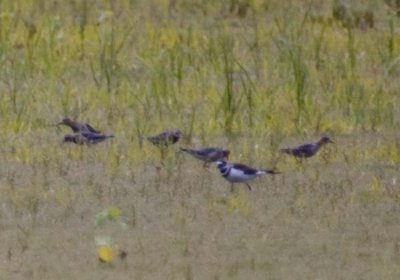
[0,0,399,279]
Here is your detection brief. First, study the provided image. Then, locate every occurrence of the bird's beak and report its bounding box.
[329,139,335,144]
[224,152,230,160]
[46,122,61,127]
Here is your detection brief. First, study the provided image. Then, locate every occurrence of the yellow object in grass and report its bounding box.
[227,194,249,214]
[98,245,113,263]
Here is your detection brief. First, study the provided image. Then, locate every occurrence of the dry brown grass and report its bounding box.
[1,132,400,279]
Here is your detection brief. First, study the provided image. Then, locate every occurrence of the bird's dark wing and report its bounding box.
[82,132,113,143]
[85,123,101,134]
[293,143,316,156]
[282,143,315,157]
[148,131,177,145]
[232,163,258,175]
[195,148,218,157]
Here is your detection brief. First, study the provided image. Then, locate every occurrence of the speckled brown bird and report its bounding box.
[147,129,181,147]
[280,136,334,159]
[181,147,230,167]
[58,118,101,134]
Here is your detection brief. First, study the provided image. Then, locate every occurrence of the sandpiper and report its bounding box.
[63,132,114,145]
[216,160,280,191]
[280,136,334,159]
[147,129,181,147]
[181,147,230,167]
[58,118,101,134]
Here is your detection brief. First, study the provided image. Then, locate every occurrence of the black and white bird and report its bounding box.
[280,136,334,159]
[181,147,230,167]
[216,160,280,191]
[63,132,114,145]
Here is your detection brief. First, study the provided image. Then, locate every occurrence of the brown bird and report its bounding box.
[58,118,101,134]
[63,132,114,145]
[280,136,334,159]
[147,129,181,147]
[181,147,230,167]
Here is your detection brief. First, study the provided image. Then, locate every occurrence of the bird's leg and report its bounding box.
[159,147,166,166]
[230,183,234,193]
[246,183,252,191]
[274,153,284,166]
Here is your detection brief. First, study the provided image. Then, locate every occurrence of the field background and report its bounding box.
[0,0,399,279]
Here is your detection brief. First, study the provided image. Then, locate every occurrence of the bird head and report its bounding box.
[170,129,182,143]
[319,135,334,145]
[58,117,72,126]
[222,149,230,160]
[216,160,227,167]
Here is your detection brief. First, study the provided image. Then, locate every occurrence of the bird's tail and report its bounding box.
[262,168,281,175]
[180,148,194,154]
[280,148,294,155]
